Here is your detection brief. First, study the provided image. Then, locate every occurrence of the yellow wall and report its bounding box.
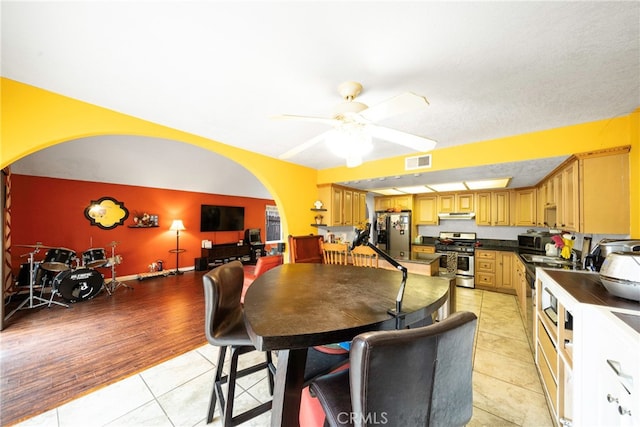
[1,78,320,238]
[2,78,638,237]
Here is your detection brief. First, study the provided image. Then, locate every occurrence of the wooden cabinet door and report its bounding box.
[438,194,455,213]
[415,195,438,224]
[343,189,353,225]
[561,160,579,231]
[475,192,491,225]
[580,149,630,234]
[374,197,392,211]
[456,193,474,212]
[394,195,413,210]
[493,191,510,226]
[514,188,537,226]
[330,186,343,226]
[497,251,514,290]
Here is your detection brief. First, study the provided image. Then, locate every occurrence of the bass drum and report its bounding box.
[54,268,104,302]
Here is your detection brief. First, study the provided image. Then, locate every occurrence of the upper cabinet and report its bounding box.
[374,195,413,212]
[476,191,510,226]
[578,147,630,234]
[414,194,438,225]
[513,188,537,227]
[438,193,474,213]
[318,184,367,227]
[536,146,630,234]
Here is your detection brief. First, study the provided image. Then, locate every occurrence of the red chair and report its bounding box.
[241,254,283,303]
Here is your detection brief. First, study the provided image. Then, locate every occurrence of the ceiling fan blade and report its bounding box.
[367,125,437,152]
[278,131,330,160]
[359,92,429,122]
[270,114,340,126]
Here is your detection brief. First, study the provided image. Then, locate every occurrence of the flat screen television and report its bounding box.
[200,205,245,232]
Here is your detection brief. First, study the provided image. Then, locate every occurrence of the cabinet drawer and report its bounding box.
[476,272,495,286]
[413,246,435,254]
[538,343,558,414]
[477,260,495,272]
[538,319,558,379]
[476,250,496,260]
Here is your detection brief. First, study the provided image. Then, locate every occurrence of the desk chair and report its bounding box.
[322,242,349,265]
[350,245,379,268]
[309,311,478,427]
[203,261,275,426]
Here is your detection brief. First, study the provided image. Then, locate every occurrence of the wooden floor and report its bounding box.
[0,270,209,426]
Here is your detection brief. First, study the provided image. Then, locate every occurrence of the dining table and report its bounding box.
[243,262,452,427]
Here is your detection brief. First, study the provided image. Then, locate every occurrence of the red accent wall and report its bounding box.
[11,175,275,277]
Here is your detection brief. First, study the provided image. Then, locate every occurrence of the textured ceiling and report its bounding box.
[3,1,639,196]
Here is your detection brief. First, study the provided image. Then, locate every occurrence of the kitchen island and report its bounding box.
[535,268,639,426]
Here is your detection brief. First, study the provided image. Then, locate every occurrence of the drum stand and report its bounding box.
[4,250,68,321]
[107,245,131,293]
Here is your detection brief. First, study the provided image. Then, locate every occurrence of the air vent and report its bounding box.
[405,154,432,170]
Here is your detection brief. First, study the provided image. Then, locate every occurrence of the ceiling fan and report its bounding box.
[274,81,437,167]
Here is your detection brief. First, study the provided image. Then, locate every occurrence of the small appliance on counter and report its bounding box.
[584,239,640,271]
[599,252,640,302]
[518,231,560,254]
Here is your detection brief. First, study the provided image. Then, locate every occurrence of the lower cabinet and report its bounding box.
[474,250,515,293]
[536,269,640,426]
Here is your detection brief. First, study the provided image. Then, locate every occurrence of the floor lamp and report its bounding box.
[170,219,186,275]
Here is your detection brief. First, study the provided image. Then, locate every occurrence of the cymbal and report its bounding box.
[106,241,121,247]
[15,243,53,249]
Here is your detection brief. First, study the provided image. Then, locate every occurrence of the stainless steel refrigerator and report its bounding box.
[375,211,411,260]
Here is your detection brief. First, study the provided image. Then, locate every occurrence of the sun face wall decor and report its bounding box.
[84,197,129,229]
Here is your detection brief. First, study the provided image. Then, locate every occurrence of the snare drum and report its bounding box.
[82,248,107,268]
[41,248,76,271]
[53,268,104,302]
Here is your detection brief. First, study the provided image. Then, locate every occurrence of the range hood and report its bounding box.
[438,212,476,220]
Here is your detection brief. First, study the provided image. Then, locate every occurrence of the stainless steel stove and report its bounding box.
[435,232,477,288]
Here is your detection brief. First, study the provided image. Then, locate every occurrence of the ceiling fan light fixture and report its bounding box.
[325,124,373,167]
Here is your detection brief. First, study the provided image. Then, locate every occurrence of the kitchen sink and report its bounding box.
[520,253,574,266]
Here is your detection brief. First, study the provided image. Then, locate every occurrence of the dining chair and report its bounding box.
[203,261,275,426]
[308,311,478,427]
[288,234,325,263]
[350,245,379,268]
[322,242,349,265]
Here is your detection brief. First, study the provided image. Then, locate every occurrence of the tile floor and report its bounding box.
[14,287,552,427]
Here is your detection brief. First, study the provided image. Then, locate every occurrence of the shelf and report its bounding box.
[128,225,159,228]
[311,208,327,212]
[311,224,327,227]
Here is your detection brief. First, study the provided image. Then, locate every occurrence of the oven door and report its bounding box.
[456,253,475,288]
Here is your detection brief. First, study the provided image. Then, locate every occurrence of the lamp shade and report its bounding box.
[169,219,185,232]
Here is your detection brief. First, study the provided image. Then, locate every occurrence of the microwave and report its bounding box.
[518,232,555,253]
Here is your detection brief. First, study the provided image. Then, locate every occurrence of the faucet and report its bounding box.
[571,250,579,267]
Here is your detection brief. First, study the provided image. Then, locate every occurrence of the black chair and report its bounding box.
[203,261,275,426]
[309,311,478,427]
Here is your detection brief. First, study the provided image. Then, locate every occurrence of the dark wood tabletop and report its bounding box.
[243,263,451,427]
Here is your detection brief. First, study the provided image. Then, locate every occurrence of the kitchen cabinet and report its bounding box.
[318,184,366,227]
[560,160,579,231]
[438,193,474,213]
[475,250,515,292]
[579,306,639,426]
[476,191,510,226]
[414,194,438,225]
[536,270,576,425]
[535,268,640,427]
[512,188,537,227]
[352,191,367,228]
[578,147,630,234]
[374,195,413,212]
[513,255,529,325]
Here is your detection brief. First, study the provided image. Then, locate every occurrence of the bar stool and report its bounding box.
[203,261,275,426]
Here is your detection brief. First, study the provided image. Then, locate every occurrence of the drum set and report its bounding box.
[6,241,129,320]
